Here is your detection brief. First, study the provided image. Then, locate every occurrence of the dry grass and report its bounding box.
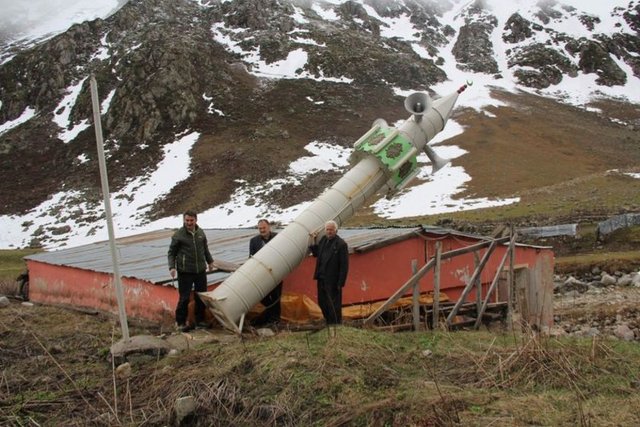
[0,249,39,297]
[555,250,640,275]
[2,301,640,426]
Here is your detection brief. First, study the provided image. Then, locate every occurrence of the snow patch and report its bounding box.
[0,107,37,136]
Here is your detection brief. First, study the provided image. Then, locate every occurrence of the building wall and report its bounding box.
[284,237,427,304]
[27,261,180,324]
[27,232,554,327]
[284,234,553,312]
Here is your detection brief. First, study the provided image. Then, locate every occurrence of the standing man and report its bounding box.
[168,210,214,332]
[310,220,349,326]
[249,219,282,325]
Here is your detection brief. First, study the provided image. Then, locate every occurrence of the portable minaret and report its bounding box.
[199,85,468,332]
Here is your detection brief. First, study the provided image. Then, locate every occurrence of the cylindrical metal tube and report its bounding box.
[200,155,388,330]
[199,88,464,332]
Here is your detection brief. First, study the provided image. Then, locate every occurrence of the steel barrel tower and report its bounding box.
[199,85,468,332]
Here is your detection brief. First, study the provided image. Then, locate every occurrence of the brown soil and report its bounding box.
[449,89,640,199]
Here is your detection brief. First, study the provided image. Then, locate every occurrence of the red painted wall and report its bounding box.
[284,233,552,307]
[27,233,553,325]
[27,261,183,324]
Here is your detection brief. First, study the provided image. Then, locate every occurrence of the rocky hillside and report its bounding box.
[0,0,639,248]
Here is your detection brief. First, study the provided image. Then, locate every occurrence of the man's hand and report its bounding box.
[170,268,177,279]
[208,262,215,272]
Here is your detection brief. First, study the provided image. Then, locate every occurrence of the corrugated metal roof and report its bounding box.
[26,225,540,286]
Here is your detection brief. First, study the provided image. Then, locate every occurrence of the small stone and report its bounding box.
[614,324,635,341]
[618,275,632,287]
[546,326,567,337]
[175,396,196,424]
[256,328,275,337]
[115,362,132,379]
[601,273,617,286]
[579,327,599,337]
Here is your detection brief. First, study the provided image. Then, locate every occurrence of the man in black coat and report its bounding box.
[249,219,282,324]
[310,220,349,325]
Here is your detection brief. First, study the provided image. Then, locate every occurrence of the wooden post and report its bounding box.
[446,240,498,326]
[474,233,516,329]
[508,225,516,328]
[518,281,528,330]
[474,252,481,318]
[364,237,509,326]
[411,259,420,331]
[90,75,129,342]
[432,241,442,330]
[364,259,435,326]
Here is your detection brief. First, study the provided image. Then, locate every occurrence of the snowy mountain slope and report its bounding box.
[0,0,639,249]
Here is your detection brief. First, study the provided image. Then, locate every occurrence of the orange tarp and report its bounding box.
[249,292,450,324]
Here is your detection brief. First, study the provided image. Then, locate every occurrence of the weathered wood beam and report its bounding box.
[474,233,517,329]
[363,258,435,325]
[446,240,499,326]
[364,236,510,326]
[432,241,442,329]
[411,259,420,331]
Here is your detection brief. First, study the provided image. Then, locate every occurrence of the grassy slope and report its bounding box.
[0,248,39,291]
[2,303,640,426]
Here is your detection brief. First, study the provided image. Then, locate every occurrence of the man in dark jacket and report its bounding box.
[168,210,214,332]
[310,220,349,325]
[249,219,282,325]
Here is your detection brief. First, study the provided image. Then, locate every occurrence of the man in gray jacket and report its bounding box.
[168,210,214,332]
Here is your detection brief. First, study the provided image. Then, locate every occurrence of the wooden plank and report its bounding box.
[364,236,509,326]
[417,235,510,260]
[474,233,516,329]
[474,252,481,317]
[411,259,420,331]
[432,241,442,330]
[363,258,435,325]
[508,226,516,328]
[446,240,499,326]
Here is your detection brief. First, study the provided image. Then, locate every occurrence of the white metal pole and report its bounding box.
[90,74,130,341]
